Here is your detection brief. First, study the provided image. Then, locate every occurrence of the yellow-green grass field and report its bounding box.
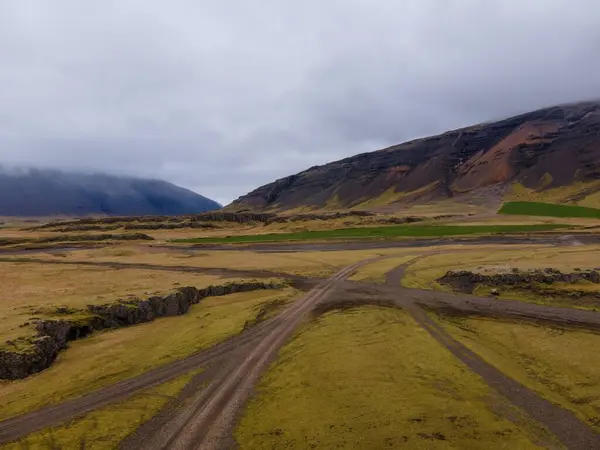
[0,261,233,345]
[236,307,551,449]
[1,369,200,450]
[5,245,415,278]
[438,315,600,432]
[0,288,297,420]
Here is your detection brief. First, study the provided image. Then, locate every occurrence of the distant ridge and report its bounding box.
[0,169,221,216]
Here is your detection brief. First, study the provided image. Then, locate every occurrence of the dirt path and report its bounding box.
[382,262,600,449]
[120,258,381,450]
[3,247,600,448]
[406,303,600,449]
[0,314,279,443]
[0,258,378,446]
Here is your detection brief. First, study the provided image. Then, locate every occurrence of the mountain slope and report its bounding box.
[0,169,221,216]
[230,101,600,212]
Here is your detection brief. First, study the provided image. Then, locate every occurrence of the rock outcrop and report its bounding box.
[439,268,600,293]
[0,281,282,380]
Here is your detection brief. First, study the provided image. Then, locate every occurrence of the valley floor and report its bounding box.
[0,217,599,449]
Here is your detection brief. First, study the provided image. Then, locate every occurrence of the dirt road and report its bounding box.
[120,258,381,450]
[406,303,600,449]
[0,258,380,447]
[385,263,600,449]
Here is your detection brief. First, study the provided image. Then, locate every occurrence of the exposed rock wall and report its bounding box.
[0,281,282,380]
[439,268,600,293]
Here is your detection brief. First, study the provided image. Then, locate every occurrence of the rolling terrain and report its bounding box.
[230,101,600,212]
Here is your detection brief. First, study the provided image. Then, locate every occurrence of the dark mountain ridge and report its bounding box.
[230,101,600,211]
[0,169,221,216]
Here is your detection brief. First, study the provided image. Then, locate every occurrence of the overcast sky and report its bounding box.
[1,1,600,204]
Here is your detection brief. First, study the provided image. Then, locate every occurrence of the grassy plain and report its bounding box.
[0,262,228,344]
[438,316,600,432]
[2,370,200,450]
[8,245,415,278]
[1,209,598,448]
[0,288,297,420]
[499,201,600,219]
[236,307,547,449]
[174,223,569,244]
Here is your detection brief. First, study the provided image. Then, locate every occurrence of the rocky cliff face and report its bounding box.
[0,281,281,380]
[229,101,600,211]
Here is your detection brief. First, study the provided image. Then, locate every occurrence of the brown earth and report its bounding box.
[2,240,600,448]
[229,101,600,211]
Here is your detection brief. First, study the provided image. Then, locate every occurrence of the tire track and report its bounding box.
[4,248,600,447]
[0,312,282,444]
[0,258,377,447]
[133,258,379,450]
[405,302,600,449]
[383,262,600,449]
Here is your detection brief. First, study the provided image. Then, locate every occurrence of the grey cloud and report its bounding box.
[1,0,600,205]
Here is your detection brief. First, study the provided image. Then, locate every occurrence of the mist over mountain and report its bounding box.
[0,168,221,216]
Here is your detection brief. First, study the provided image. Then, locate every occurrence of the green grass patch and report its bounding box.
[499,201,600,219]
[174,223,569,244]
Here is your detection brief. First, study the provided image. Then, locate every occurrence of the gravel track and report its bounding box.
[384,263,600,449]
[124,258,382,450]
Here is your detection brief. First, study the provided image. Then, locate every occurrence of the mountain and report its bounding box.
[0,169,221,216]
[230,101,600,212]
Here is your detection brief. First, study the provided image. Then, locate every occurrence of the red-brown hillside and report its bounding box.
[230,101,600,211]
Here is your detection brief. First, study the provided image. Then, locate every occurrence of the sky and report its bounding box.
[1,1,600,205]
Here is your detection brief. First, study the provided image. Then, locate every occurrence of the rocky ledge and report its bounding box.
[438,268,600,293]
[0,281,282,380]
